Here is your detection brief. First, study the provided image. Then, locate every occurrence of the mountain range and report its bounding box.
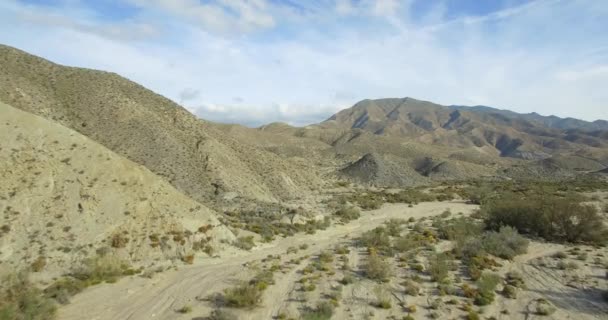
[1,43,607,275]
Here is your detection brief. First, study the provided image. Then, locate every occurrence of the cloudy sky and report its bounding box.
[1,0,607,126]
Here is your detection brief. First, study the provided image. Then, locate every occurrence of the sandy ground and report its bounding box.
[58,201,474,320]
[57,201,608,320]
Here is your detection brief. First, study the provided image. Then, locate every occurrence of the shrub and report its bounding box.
[364,253,391,282]
[359,227,391,252]
[334,206,361,222]
[31,257,47,272]
[427,253,450,283]
[482,226,529,260]
[384,219,406,236]
[535,299,556,315]
[505,271,525,288]
[373,285,391,309]
[340,274,355,285]
[474,272,500,306]
[0,272,57,320]
[502,284,517,298]
[436,217,483,241]
[234,236,255,251]
[403,280,420,296]
[301,302,334,320]
[177,305,192,313]
[466,310,480,320]
[110,233,129,248]
[484,195,608,244]
[208,309,237,320]
[223,282,263,308]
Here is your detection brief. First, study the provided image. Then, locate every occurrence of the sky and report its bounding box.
[0,0,607,127]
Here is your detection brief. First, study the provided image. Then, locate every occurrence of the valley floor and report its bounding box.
[57,202,608,320]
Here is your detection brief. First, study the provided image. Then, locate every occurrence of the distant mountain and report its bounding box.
[449,105,608,131]
[321,97,607,160]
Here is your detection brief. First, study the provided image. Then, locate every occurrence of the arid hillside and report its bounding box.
[0,45,324,207]
[0,101,234,279]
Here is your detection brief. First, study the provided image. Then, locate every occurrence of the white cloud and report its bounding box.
[127,0,275,33]
[372,0,401,16]
[0,0,606,125]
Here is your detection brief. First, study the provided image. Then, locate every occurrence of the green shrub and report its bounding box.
[474,272,500,306]
[482,226,529,260]
[435,217,483,241]
[484,195,608,244]
[340,274,355,285]
[403,280,420,296]
[535,299,556,315]
[502,285,517,298]
[234,236,255,251]
[301,301,334,320]
[384,219,406,236]
[0,273,57,320]
[334,206,361,222]
[373,285,392,309]
[427,253,450,283]
[208,309,237,320]
[223,282,263,308]
[364,253,392,282]
[359,227,391,252]
[505,271,525,288]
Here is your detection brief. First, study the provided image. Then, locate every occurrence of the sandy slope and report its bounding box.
[58,201,476,320]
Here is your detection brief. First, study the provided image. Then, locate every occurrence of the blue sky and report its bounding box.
[1,0,607,126]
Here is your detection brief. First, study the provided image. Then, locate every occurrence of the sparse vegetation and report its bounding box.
[427,253,450,283]
[0,272,57,320]
[364,252,391,282]
[234,236,255,251]
[484,194,608,245]
[334,205,361,222]
[301,301,334,320]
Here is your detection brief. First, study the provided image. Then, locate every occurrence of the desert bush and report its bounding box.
[484,195,608,244]
[301,301,334,320]
[384,219,406,236]
[334,205,361,222]
[208,309,237,320]
[30,257,47,272]
[348,193,383,210]
[177,305,192,313]
[459,227,527,262]
[340,274,355,285]
[223,282,263,308]
[0,272,57,320]
[393,233,426,253]
[474,272,500,306]
[373,285,392,309]
[364,253,391,282]
[359,227,391,253]
[482,226,529,260]
[502,284,517,298]
[427,253,450,283]
[505,271,525,288]
[403,280,420,296]
[535,299,556,315]
[110,233,129,248]
[384,189,436,204]
[233,236,255,251]
[435,217,483,241]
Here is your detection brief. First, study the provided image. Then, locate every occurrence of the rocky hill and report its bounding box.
[0,44,323,207]
[321,97,608,160]
[0,102,234,279]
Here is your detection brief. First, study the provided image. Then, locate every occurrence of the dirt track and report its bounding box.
[58,201,476,320]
